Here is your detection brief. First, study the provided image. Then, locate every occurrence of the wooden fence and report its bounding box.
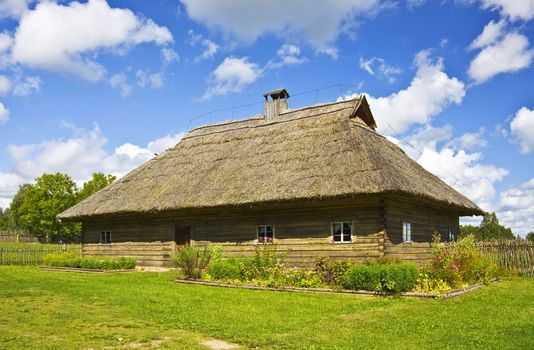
[479,240,534,276]
[0,234,39,243]
[0,244,82,265]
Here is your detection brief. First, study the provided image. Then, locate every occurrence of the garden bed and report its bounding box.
[38,266,135,273]
[174,278,499,299]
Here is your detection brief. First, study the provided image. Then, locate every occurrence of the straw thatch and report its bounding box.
[59,97,483,221]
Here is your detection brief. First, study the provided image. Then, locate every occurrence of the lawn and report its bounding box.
[0,266,532,349]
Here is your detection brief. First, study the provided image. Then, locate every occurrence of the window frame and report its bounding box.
[332,221,352,244]
[256,224,275,244]
[448,227,455,242]
[402,222,412,243]
[100,230,112,245]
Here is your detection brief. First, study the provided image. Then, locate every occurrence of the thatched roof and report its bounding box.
[60,96,483,221]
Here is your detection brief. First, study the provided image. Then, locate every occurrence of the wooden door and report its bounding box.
[174,225,191,246]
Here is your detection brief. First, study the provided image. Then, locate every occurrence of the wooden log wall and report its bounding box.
[83,219,174,267]
[383,241,431,266]
[384,198,459,244]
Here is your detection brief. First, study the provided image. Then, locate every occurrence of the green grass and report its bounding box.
[0,266,533,349]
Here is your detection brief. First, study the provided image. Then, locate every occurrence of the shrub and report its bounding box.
[343,263,418,293]
[42,253,136,270]
[239,245,284,282]
[423,234,500,288]
[173,245,213,279]
[207,258,243,281]
[413,273,452,295]
[284,270,324,288]
[314,257,352,286]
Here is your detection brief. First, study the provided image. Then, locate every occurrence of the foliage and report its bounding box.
[173,245,213,279]
[238,244,284,283]
[526,232,534,242]
[460,212,514,241]
[43,252,135,270]
[206,257,244,281]
[283,270,324,288]
[314,256,352,285]
[8,172,116,243]
[412,273,453,295]
[422,234,500,290]
[77,173,116,201]
[342,262,418,293]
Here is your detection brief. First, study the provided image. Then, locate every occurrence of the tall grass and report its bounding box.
[479,240,534,276]
[0,242,82,266]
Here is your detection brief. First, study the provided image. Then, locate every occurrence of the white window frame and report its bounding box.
[332,222,352,244]
[257,225,274,244]
[402,222,412,243]
[448,227,455,242]
[100,230,112,245]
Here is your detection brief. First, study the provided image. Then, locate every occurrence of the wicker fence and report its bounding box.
[0,244,82,265]
[479,240,534,276]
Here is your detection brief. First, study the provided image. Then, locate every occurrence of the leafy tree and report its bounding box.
[8,184,32,230]
[526,232,534,242]
[78,172,116,201]
[0,208,10,230]
[15,173,80,243]
[460,212,514,241]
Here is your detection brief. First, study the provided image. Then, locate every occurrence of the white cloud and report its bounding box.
[180,0,381,48]
[391,125,508,211]
[468,21,534,83]
[445,127,487,151]
[0,123,184,207]
[498,177,534,237]
[203,56,262,99]
[266,44,306,69]
[359,56,402,83]
[0,101,9,123]
[161,47,179,64]
[469,19,506,50]
[343,50,465,134]
[11,0,172,81]
[12,75,40,96]
[510,107,534,154]
[480,0,534,22]
[199,39,219,60]
[317,46,339,60]
[0,0,30,19]
[109,73,132,97]
[0,75,10,94]
[136,70,164,89]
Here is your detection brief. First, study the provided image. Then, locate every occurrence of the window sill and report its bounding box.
[332,241,352,244]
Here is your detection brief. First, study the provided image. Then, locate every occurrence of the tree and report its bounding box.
[0,208,10,230]
[8,184,32,231]
[15,173,80,243]
[526,232,534,242]
[78,173,116,201]
[460,212,514,241]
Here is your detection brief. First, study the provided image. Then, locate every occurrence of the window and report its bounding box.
[257,225,274,243]
[402,222,412,243]
[100,231,111,244]
[448,227,455,242]
[332,222,352,243]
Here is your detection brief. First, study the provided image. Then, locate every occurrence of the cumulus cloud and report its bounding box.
[266,44,306,69]
[0,0,30,19]
[391,125,508,211]
[109,73,132,97]
[480,0,534,22]
[0,123,184,207]
[0,101,9,123]
[343,50,465,134]
[161,47,180,65]
[359,56,402,83]
[187,29,219,61]
[203,56,262,99]
[11,0,172,81]
[468,20,534,83]
[136,70,164,89]
[510,107,534,154]
[0,75,10,94]
[180,0,380,49]
[497,177,534,237]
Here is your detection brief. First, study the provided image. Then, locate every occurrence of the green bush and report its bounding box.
[314,257,352,286]
[343,263,418,293]
[173,245,213,279]
[207,258,244,281]
[422,234,500,289]
[43,253,135,270]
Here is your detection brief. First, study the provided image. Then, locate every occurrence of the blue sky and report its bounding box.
[0,0,533,235]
